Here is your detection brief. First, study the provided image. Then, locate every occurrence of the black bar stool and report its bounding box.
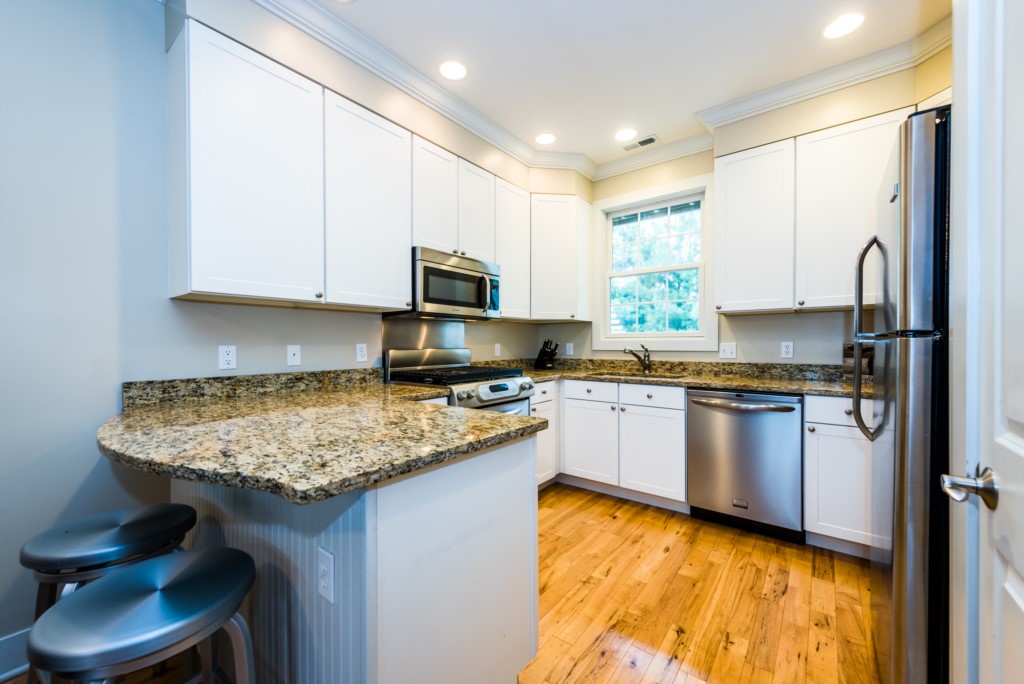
[27,547,256,684]
[20,504,197,619]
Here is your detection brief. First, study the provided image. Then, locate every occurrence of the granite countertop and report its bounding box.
[97,373,546,505]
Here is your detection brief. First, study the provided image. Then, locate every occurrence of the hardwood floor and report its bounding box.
[520,484,880,684]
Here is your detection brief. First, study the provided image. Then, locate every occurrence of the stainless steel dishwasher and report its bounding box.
[687,389,803,539]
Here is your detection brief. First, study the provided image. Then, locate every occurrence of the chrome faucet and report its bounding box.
[623,345,652,374]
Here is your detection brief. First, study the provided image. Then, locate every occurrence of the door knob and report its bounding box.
[941,467,999,510]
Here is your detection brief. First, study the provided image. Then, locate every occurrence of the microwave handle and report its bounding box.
[479,275,491,312]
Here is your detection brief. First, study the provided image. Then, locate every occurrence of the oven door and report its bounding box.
[416,260,500,320]
[478,398,530,417]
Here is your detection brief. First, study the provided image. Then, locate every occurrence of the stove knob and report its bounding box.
[521,381,534,390]
[467,389,477,399]
[457,390,469,400]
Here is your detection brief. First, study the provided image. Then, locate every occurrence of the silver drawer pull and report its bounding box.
[586,388,592,393]
[691,398,796,413]
[807,426,816,433]
[646,393,653,399]
[609,405,616,411]
[845,408,854,416]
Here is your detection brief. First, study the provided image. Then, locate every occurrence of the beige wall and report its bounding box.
[592,151,714,201]
[184,0,533,189]
[915,46,952,101]
[528,168,594,200]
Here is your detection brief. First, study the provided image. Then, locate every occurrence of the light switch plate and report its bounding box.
[287,344,301,366]
[719,342,737,359]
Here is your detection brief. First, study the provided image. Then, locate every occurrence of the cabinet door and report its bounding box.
[187,22,324,301]
[713,139,795,312]
[324,91,411,310]
[562,399,618,485]
[412,136,459,254]
[457,159,496,262]
[531,400,559,484]
[494,179,531,319]
[531,195,578,320]
[804,422,894,547]
[619,405,686,501]
[795,109,911,309]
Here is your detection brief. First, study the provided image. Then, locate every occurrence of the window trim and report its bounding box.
[590,173,719,352]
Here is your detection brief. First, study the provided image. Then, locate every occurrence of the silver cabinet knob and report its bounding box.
[798,300,805,306]
[570,314,576,318]
[586,388,592,393]
[647,393,653,399]
[452,249,458,254]
[619,406,626,412]
[460,250,466,256]
[531,408,537,413]
[315,291,324,299]
[942,467,999,510]
[807,426,816,432]
[715,305,722,310]
[541,390,547,395]
[609,405,615,411]
[405,300,412,307]
[845,408,854,416]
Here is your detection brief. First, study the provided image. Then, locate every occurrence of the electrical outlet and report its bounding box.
[287,344,301,366]
[781,341,794,359]
[719,342,737,359]
[218,345,236,370]
[565,343,574,356]
[494,343,501,357]
[355,343,368,363]
[317,547,335,604]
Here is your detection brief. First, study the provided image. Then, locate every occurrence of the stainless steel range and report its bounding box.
[386,348,536,414]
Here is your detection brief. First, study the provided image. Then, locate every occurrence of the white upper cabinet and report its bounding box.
[457,159,496,263]
[412,135,459,255]
[794,108,910,309]
[531,194,592,321]
[713,139,796,313]
[324,91,412,310]
[171,21,325,302]
[494,179,531,319]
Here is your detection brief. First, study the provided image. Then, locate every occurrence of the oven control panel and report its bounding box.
[453,378,535,408]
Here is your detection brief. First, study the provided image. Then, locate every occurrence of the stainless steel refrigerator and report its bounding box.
[851,105,950,683]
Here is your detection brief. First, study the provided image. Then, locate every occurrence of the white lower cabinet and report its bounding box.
[561,381,686,501]
[531,382,559,484]
[619,403,686,501]
[563,398,619,485]
[804,396,893,548]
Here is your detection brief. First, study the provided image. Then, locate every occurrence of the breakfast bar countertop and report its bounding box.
[97,371,546,505]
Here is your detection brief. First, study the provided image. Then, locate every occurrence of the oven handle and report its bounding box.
[479,275,491,312]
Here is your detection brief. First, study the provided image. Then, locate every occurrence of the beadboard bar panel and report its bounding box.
[172,479,370,683]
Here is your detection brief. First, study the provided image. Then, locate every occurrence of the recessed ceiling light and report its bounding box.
[439,60,468,80]
[615,128,638,142]
[823,13,865,39]
[535,133,556,145]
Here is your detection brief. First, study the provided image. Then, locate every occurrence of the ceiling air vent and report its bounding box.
[622,134,658,152]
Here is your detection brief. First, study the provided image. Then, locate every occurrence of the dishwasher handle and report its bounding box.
[690,397,797,413]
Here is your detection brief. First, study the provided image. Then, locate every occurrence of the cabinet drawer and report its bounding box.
[531,381,558,405]
[619,383,685,410]
[804,395,880,429]
[563,380,618,403]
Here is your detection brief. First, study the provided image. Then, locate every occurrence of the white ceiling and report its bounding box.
[304,0,950,167]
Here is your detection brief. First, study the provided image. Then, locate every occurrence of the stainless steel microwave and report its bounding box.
[409,247,500,321]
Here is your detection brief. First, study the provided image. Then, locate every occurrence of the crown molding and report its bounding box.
[697,15,952,131]
[592,134,714,181]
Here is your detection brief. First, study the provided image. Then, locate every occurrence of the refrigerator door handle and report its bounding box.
[853,235,881,338]
[852,339,883,441]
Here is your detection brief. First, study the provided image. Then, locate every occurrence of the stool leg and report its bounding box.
[221,613,255,684]
[198,637,214,684]
[34,582,58,620]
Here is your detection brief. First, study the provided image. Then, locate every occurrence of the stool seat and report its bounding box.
[19,504,196,572]
[27,548,255,677]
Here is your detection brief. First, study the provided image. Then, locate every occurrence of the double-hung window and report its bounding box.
[607,197,704,338]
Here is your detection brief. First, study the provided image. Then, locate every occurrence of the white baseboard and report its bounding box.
[805,531,873,560]
[0,628,29,681]
[553,474,691,514]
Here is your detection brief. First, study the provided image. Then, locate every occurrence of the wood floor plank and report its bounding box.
[523,484,882,684]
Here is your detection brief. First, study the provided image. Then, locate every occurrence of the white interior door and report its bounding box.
[953,0,1024,681]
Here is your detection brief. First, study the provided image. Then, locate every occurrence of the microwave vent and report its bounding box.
[622,134,658,152]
